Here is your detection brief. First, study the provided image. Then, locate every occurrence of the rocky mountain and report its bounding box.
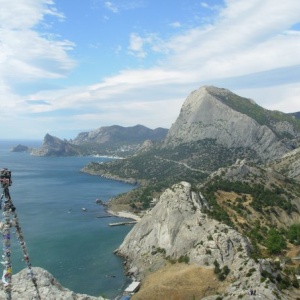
[82,86,300,194]
[31,125,167,157]
[116,182,299,300]
[25,85,300,299]
[0,267,106,300]
[31,134,82,156]
[82,86,300,298]
[71,124,167,145]
[164,86,300,162]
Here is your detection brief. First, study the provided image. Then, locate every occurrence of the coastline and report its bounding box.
[107,209,142,221]
[81,168,139,185]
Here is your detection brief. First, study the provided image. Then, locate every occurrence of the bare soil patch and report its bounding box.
[131,263,227,300]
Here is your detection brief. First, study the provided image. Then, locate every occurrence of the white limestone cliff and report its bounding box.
[164,86,293,161]
[116,181,293,299]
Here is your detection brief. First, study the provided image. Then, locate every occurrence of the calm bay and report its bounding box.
[0,140,135,299]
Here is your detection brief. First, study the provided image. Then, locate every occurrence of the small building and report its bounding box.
[124,281,140,293]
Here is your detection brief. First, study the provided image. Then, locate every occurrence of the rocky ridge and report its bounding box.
[116,182,294,299]
[30,125,167,157]
[164,86,299,162]
[31,134,82,156]
[71,124,167,145]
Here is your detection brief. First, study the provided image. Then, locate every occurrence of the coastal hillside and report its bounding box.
[93,86,300,299]
[116,182,300,300]
[30,125,167,157]
[198,159,300,252]
[82,86,300,209]
[27,85,300,299]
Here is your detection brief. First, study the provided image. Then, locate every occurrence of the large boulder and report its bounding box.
[0,267,106,300]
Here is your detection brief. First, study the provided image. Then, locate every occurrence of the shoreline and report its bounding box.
[107,209,142,221]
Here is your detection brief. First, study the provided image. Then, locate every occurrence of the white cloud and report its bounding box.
[102,0,146,13]
[0,0,74,80]
[128,32,162,58]
[2,0,300,139]
[200,1,221,11]
[128,33,146,57]
[234,83,300,113]
[0,0,75,123]
[162,0,300,80]
[104,1,119,13]
[169,22,181,28]
[128,33,159,58]
[98,0,300,114]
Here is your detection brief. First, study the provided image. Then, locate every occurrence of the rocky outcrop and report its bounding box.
[164,86,299,161]
[270,147,300,182]
[11,144,30,152]
[136,139,155,153]
[31,134,82,156]
[0,267,106,300]
[116,181,291,299]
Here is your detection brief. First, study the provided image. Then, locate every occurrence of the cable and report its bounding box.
[1,169,40,300]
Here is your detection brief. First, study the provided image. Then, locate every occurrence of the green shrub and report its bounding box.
[178,254,189,264]
[266,229,287,254]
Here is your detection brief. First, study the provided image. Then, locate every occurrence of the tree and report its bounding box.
[266,229,286,254]
[287,224,300,245]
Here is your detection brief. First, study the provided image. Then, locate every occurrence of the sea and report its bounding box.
[0,140,135,299]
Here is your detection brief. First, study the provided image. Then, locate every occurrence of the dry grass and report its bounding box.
[131,263,227,300]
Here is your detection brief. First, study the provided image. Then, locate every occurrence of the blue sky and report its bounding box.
[1,0,300,139]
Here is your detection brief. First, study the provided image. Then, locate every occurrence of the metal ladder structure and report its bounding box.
[0,168,40,300]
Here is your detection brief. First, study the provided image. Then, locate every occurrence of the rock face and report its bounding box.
[271,147,300,182]
[164,86,300,161]
[0,267,106,300]
[31,134,82,156]
[116,182,289,299]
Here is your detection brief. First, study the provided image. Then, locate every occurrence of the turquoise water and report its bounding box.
[0,140,135,299]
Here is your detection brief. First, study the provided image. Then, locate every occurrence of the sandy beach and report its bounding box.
[107,210,142,221]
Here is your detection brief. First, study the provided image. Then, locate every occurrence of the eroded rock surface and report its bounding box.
[0,267,106,300]
[116,181,295,299]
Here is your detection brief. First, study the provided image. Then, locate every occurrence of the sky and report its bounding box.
[1,0,300,140]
